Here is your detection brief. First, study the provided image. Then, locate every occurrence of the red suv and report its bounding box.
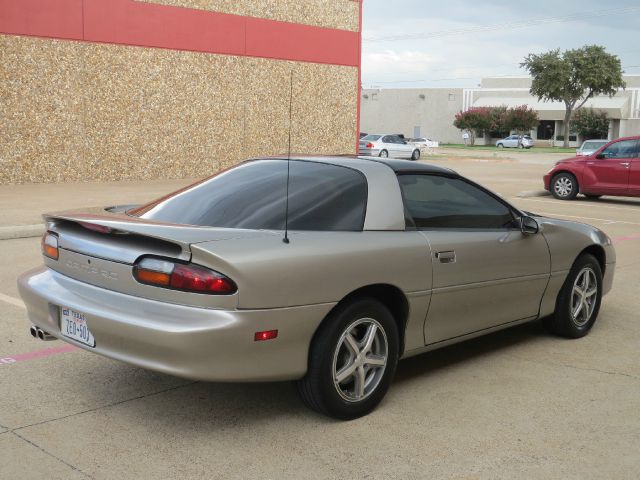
[544,136,640,200]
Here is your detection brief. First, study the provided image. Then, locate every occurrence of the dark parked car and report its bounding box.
[544,136,640,200]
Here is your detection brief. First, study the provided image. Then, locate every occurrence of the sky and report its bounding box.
[361,0,640,89]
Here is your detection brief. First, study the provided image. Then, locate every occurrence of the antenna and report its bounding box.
[283,71,294,244]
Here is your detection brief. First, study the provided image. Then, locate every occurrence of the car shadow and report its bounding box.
[393,320,545,385]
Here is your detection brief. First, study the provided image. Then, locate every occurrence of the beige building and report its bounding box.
[361,75,640,146]
[0,0,362,184]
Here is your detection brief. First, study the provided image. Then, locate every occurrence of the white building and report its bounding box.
[360,75,640,146]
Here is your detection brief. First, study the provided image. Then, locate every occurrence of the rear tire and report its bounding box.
[543,254,603,338]
[551,173,579,200]
[411,149,420,161]
[379,150,389,158]
[297,298,399,420]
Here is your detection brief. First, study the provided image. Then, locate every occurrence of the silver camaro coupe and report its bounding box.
[19,157,615,419]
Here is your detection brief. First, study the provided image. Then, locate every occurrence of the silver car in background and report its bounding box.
[19,156,615,420]
[577,139,609,156]
[359,134,421,160]
[496,134,534,149]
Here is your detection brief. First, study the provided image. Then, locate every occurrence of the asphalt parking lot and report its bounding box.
[1,154,639,479]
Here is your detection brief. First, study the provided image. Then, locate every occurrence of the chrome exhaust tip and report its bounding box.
[29,325,38,338]
[36,328,56,341]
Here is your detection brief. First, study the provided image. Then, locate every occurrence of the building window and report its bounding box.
[448,93,456,101]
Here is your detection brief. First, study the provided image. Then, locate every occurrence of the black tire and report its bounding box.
[297,298,399,420]
[411,149,420,161]
[518,143,524,149]
[551,172,579,200]
[497,143,504,149]
[379,150,389,158]
[584,194,602,200]
[543,254,603,339]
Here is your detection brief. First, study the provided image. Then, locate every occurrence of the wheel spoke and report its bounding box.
[354,366,366,399]
[572,300,583,319]
[583,272,590,291]
[585,287,598,298]
[335,361,357,384]
[362,324,377,354]
[365,354,386,367]
[344,333,360,356]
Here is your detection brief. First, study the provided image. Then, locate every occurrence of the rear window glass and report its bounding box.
[362,135,382,141]
[129,160,368,231]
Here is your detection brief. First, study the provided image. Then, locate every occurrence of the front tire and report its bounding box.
[544,254,603,338]
[411,149,420,161]
[297,298,399,420]
[379,150,389,158]
[552,173,579,200]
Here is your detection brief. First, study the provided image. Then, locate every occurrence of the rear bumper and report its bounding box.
[18,266,334,382]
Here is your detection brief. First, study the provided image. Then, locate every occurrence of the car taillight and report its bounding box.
[366,142,374,148]
[41,232,59,260]
[133,257,237,295]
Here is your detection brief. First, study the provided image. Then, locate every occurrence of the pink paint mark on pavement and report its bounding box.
[0,344,78,367]
[612,233,640,244]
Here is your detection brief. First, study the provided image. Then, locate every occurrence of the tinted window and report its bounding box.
[130,160,367,231]
[382,136,393,143]
[362,135,381,141]
[398,175,514,229]
[600,140,638,158]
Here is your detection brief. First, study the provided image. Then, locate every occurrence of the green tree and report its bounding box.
[572,108,609,140]
[521,45,625,147]
[503,105,539,136]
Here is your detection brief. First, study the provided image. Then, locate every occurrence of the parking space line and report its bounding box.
[612,233,640,244]
[0,344,78,367]
[0,292,25,309]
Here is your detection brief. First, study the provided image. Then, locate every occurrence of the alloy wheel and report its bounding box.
[332,318,388,402]
[554,177,573,198]
[571,267,598,327]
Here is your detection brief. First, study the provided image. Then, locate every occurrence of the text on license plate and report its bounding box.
[60,307,95,347]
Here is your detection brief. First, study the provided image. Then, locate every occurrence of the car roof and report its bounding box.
[253,155,458,176]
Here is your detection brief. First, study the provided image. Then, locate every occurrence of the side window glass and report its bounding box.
[601,140,638,158]
[398,175,514,230]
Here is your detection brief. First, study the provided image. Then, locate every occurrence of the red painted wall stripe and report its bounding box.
[0,0,360,67]
[0,0,83,40]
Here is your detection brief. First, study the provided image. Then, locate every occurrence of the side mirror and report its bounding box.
[595,153,606,159]
[520,215,539,235]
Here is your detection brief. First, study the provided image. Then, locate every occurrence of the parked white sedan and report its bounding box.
[359,134,421,160]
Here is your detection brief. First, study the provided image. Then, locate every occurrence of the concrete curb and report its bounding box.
[516,190,552,198]
[0,224,44,240]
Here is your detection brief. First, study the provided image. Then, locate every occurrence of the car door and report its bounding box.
[390,136,408,158]
[582,139,637,194]
[398,138,414,158]
[397,174,551,344]
[507,135,519,148]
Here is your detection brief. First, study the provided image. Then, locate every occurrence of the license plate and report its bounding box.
[60,307,95,347]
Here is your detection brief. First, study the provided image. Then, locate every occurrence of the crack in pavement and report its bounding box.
[11,431,94,480]
[508,354,640,381]
[11,381,198,434]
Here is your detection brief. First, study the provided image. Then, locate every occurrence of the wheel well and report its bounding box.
[324,284,409,355]
[580,245,606,274]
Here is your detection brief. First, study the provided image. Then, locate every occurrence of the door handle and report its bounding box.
[435,250,456,263]
[621,162,630,167]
